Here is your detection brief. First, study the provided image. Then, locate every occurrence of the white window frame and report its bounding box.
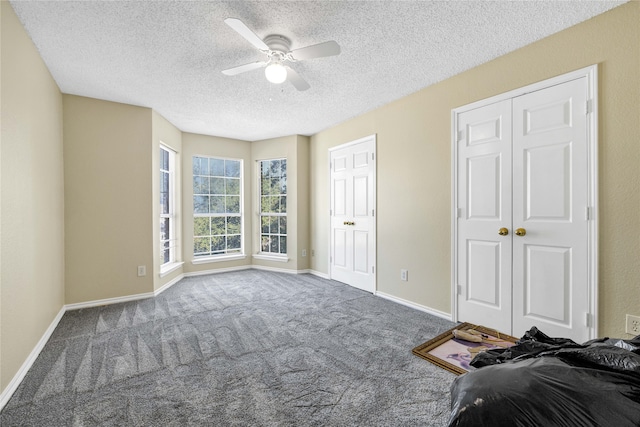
[191,155,245,263]
[255,158,288,260]
[160,144,178,273]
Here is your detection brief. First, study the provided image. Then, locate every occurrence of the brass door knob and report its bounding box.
[515,228,527,236]
[498,227,509,236]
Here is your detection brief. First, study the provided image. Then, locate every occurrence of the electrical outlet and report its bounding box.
[626,314,640,335]
[137,265,146,277]
[400,269,408,281]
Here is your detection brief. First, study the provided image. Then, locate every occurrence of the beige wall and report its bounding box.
[310,1,640,337]
[296,135,311,271]
[63,95,154,303]
[1,1,65,392]
[152,111,184,290]
[181,132,253,274]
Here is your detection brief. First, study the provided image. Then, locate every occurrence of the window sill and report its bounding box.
[252,254,289,263]
[192,254,247,265]
[159,261,184,278]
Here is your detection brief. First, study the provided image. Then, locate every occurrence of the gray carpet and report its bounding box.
[1,270,457,426]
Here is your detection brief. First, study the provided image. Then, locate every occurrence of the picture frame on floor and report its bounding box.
[412,323,517,375]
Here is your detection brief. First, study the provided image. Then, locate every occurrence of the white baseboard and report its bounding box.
[375,291,453,321]
[0,306,66,410]
[251,265,310,275]
[183,265,252,277]
[65,291,155,311]
[308,269,330,279]
[154,274,184,295]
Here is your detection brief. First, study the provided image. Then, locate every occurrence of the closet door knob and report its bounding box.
[498,227,509,236]
[515,228,527,236]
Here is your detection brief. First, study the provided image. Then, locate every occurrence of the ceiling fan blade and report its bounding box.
[289,41,341,61]
[224,18,269,51]
[285,67,310,91]
[222,61,266,76]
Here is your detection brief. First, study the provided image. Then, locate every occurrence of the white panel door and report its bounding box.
[330,136,376,292]
[512,78,589,342]
[456,99,513,333]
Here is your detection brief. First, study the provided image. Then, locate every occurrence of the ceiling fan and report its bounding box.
[221,18,341,91]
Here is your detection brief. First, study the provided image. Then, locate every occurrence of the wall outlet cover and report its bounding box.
[626,314,640,335]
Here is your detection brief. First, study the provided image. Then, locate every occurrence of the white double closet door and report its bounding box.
[455,73,596,343]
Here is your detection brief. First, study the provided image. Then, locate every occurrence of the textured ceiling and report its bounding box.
[9,0,626,141]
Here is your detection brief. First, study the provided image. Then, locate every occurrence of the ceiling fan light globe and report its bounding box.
[265,62,287,84]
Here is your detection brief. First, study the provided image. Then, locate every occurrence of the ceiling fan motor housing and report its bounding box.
[263,34,292,56]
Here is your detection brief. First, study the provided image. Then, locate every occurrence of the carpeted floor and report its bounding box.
[1,270,457,426]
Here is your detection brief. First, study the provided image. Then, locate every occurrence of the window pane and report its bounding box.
[261,162,270,178]
[160,217,170,241]
[226,178,240,195]
[279,178,287,194]
[226,196,240,214]
[270,196,280,213]
[160,193,169,215]
[193,176,209,194]
[227,216,241,234]
[161,171,169,193]
[211,217,225,235]
[193,217,209,236]
[261,236,271,252]
[281,160,287,178]
[225,160,240,178]
[193,157,209,176]
[269,216,279,234]
[161,149,169,171]
[261,196,270,213]
[210,196,225,213]
[211,236,225,252]
[270,160,281,177]
[271,178,280,195]
[270,236,279,253]
[210,158,224,176]
[261,178,270,195]
[194,196,209,214]
[279,217,287,234]
[279,236,287,254]
[210,177,225,194]
[227,235,241,250]
[280,196,287,213]
[194,237,210,255]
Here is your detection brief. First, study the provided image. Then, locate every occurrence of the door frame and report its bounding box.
[328,134,377,292]
[451,65,599,339]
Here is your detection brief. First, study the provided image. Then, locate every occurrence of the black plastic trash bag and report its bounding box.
[448,327,640,426]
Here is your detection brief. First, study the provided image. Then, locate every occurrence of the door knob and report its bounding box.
[515,228,526,236]
[498,227,509,236]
